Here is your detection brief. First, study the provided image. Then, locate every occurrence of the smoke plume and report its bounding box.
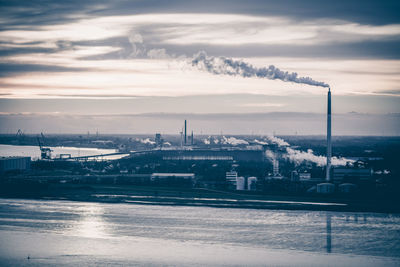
[264,136,351,166]
[126,34,329,88]
[191,51,330,88]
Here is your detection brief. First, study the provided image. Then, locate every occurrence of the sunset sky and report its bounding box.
[0,1,399,134]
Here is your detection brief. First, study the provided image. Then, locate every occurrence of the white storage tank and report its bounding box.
[236,176,245,190]
[317,183,335,194]
[247,176,257,191]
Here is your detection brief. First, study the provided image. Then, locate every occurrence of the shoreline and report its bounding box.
[1,183,398,214]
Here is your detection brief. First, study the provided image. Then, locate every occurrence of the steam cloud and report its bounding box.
[203,136,249,146]
[191,51,330,88]
[264,136,352,166]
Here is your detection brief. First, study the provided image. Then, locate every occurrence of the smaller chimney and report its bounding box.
[184,120,187,145]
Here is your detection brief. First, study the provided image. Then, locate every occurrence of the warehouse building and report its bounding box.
[0,157,31,174]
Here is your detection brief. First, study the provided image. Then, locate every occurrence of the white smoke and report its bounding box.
[191,51,330,88]
[221,136,249,146]
[265,150,275,161]
[253,139,268,145]
[126,34,329,89]
[264,135,352,166]
[203,137,211,145]
[203,136,249,146]
[139,138,155,145]
[285,147,350,166]
[265,135,289,147]
[203,136,219,144]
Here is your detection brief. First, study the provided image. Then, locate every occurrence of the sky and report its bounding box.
[0,0,399,134]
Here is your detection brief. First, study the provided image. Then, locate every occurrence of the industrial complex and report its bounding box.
[0,88,397,199]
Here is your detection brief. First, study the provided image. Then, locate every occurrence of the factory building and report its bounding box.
[159,149,265,162]
[299,172,311,181]
[226,171,238,186]
[0,157,31,174]
[150,173,195,187]
[332,167,372,183]
[151,173,195,181]
[247,176,258,191]
[236,176,245,190]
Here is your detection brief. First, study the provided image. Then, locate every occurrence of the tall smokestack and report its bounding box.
[326,88,332,181]
[184,120,187,145]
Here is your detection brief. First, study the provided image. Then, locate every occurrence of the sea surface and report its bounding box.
[0,144,122,160]
[0,198,399,266]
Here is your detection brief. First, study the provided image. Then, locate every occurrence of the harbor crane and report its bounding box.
[37,132,52,160]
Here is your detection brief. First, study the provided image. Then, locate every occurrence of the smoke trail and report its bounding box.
[191,51,330,88]
[126,33,329,88]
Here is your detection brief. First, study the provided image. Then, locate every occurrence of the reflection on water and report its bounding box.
[72,205,108,239]
[0,199,399,266]
[326,214,331,253]
[0,144,117,160]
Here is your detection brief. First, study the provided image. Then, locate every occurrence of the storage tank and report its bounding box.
[236,176,245,190]
[338,183,357,193]
[317,183,335,194]
[247,176,257,191]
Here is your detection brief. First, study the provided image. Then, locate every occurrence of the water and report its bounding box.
[0,199,399,266]
[0,144,120,160]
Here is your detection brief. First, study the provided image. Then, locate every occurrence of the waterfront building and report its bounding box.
[0,157,31,174]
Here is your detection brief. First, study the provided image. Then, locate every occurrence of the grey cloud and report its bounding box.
[0,47,57,57]
[376,90,400,95]
[0,63,89,77]
[0,0,399,31]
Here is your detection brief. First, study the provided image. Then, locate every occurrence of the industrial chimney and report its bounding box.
[326,88,332,181]
[184,120,187,145]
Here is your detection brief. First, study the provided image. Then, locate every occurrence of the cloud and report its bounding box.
[0,63,88,77]
[1,1,399,31]
[240,103,285,108]
[0,4,399,101]
[375,89,400,96]
[147,48,170,59]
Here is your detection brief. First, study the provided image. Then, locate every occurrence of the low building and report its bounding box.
[151,173,195,181]
[333,167,372,183]
[0,157,31,174]
[150,173,195,187]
